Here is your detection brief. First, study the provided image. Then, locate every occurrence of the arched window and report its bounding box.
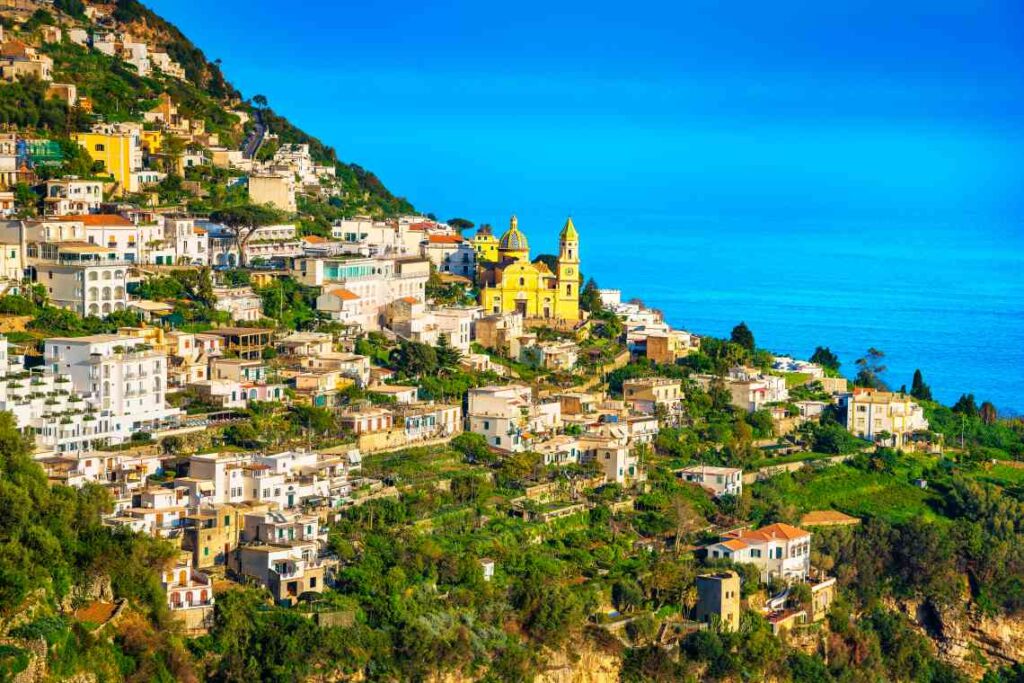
[102,271,111,280]
[88,271,98,281]
[114,270,124,279]
[102,286,111,300]
[101,303,111,315]
[88,287,98,300]
[88,303,99,315]
[114,286,125,299]
[519,277,525,286]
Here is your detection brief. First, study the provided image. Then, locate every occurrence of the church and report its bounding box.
[477,215,580,322]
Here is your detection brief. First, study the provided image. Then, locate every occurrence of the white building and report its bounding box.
[677,464,743,498]
[704,523,812,583]
[44,334,180,447]
[466,384,561,452]
[43,178,104,216]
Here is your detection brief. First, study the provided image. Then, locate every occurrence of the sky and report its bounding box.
[145,0,1024,236]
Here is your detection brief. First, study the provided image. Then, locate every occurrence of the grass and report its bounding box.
[754,462,945,524]
[749,451,846,469]
[964,461,1024,488]
[781,372,813,388]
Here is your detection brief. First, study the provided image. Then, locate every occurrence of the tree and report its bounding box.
[666,492,703,555]
[810,346,840,372]
[252,94,268,108]
[54,0,87,17]
[730,322,755,353]
[953,393,979,418]
[391,340,438,377]
[210,204,285,266]
[980,401,998,425]
[435,334,462,369]
[447,217,474,231]
[580,277,603,313]
[854,347,888,390]
[910,369,932,401]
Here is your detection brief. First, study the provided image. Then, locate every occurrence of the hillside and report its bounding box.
[0,0,414,218]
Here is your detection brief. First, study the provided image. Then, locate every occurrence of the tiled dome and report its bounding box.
[499,215,529,251]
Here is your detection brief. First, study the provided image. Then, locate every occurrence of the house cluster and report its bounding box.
[464,380,676,485]
[599,288,701,363]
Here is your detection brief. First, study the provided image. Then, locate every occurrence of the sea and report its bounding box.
[572,211,1024,414]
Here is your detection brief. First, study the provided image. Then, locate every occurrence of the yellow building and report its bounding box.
[72,127,141,196]
[479,215,580,322]
[141,129,163,155]
[471,225,499,263]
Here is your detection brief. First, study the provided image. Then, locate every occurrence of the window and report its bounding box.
[224,516,230,526]
[94,143,105,152]
[204,547,209,557]
[309,577,317,588]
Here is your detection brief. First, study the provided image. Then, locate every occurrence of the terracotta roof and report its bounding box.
[730,522,810,542]
[427,234,463,244]
[302,235,327,243]
[800,510,860,527]
[407,221,434,231]
[399,296,418,304]
[56,214,135,227]
[329,288,359,301]
[719,538,749,551]
[0,40,29,58]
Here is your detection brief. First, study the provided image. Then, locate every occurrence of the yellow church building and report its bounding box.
[478,215,581,322]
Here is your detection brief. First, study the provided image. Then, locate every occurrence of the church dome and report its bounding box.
[498,215,529,252]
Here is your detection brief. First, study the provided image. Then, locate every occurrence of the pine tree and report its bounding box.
[730,322,755,353]
[910,369,932,401]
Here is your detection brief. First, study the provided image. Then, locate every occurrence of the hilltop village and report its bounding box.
[0,2,1023,683]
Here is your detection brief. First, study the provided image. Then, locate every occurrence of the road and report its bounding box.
[242,108,266,159]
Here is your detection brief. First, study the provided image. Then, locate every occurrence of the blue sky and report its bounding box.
[146,0,1024,227]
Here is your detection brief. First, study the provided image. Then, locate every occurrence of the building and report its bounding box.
[181,504,245,568]
[43,178,104,216]
[578,424,645,485]
[677,465,743,498]
[645,330,699,364]
[212,285,263,323]
[466,384,561,452]
[0,39,53,82]
[704,523,812,583]
[478,216,580,321]
[839,388,929,446]
[695,571,741,632]
[303,255,430,331]
[205,327,273,360]
[248,173,296,212]
[694,369,789,414]
[72,124,143,196]
[26,242,130,316]
[231,542,323,605]
[474,311,523,355]
[41,334,179,450]
[164,216,208,265]
[422,234,475,277]
[161,553,215,634]
[519,339,578,372]
[622,377,684,418]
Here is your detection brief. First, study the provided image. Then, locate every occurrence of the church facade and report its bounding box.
[477,215,580,322]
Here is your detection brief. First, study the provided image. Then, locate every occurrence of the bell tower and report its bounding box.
[556,217,580,320]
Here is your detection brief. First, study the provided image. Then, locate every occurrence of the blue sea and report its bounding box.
[572,211,1024,413]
